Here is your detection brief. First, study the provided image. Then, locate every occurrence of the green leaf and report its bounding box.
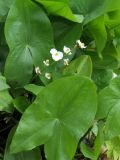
[80,143,95,159]
[87,16,107,54]
[4,0,54,87]
[92,69,113,91]
[107,0,120,12]
[0,74,12,112]
[35,0,84,23]
[105,96,120,140]
[24,84,44,95]
[52,17,82,50]
[69,0,111,24]
[4,127,41,160]
[0,90,13,112]
[0,75,10,91]
[105,10,120,29]
[10,76,97,160]
[87,42,119,70]
[13,96,30,113]
[81,123,104,160]
[0,0,14,22]
[106,136,120,159]
[96,76,120,120]
[63,55,92,77]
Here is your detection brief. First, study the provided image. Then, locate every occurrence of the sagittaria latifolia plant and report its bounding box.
[1,0,120,159]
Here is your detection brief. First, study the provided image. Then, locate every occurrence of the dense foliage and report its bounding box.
[1,0,120,159]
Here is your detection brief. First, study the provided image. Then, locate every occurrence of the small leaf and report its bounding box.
[0,0,14,22]
[24,84,44,95]
[0,75,10,91]
[13,96,30,113]
[63,55,92,77]
[87,16,107,54]
[96,76,120,120]
[0,90,13,112]
[81,123,104,160]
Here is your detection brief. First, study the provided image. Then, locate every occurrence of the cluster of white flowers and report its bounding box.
[35,40,86,80]
[76,40,87,49]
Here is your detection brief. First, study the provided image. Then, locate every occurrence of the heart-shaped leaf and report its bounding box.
[10,76,97,160]
[4,0,54,87]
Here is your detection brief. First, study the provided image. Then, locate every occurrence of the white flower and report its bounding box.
[63,46,72,55]
[35,67,41,75]
[45,72,51,80]
[50,48,63,61]
[76,40,87,49]
[64,58,69,66]
[112,73,117,79]
[43,59,50,66]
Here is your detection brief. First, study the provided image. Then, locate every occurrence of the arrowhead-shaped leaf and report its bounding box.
[4,0,54,87]
[10,76,97,160]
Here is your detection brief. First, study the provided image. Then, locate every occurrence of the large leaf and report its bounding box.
[35,0,84,23]
[10,76,97,160]
[69,0,111,24]
[4,127,41,160]
[4,0,54,87]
